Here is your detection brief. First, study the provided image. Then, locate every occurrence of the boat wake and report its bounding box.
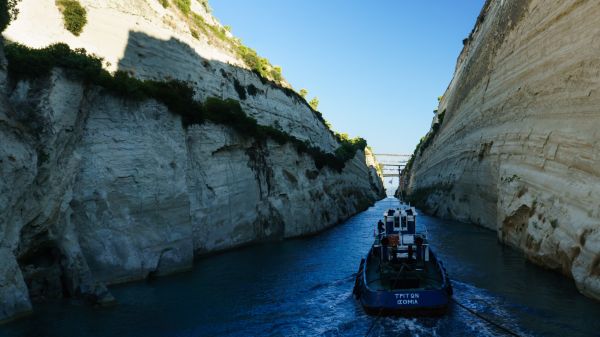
[307,274,356,292]
[449,281,532,337]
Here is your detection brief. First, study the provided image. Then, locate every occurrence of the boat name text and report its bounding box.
[395,293,419,305]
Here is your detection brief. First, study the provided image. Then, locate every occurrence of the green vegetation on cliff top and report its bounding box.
[166,0,327,135]
[0,1,366,171]
[4,43,367,172]
[163,0,284,86]
[55,0,87,36]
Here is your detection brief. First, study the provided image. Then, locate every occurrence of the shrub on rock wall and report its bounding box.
[198,0,211,13]
[145,0,336,139]
[174,0,191,15]
[270,66,282,82]
[237,45,269,78]
[4,43,103,80]
[56,0,87,36]
[4,43,368,173]
[309,97,319,110]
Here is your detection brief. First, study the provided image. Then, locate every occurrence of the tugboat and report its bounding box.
[353,202,452,315]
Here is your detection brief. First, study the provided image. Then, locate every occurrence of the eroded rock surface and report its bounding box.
[0,0,385,322]
[405,0,600,300]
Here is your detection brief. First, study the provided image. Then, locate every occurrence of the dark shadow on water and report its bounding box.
[3,196,600,336]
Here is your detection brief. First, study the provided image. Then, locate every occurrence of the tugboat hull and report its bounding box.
[359,287,450,316]
[354,248,452,316]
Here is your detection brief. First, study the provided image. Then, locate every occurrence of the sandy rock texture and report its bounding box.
[3,0,338,150]
[405,0,600,301]
[0,0,384,322]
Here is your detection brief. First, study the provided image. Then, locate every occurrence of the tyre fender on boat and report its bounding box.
[446,283,453,296]
[353,258,365,298]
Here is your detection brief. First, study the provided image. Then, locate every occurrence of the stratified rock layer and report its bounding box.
[0,0,385,322]
[406,0,600,301]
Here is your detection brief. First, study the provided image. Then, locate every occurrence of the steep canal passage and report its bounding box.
[3,198,600,336]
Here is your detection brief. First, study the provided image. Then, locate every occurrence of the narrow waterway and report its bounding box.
[3,198,599,337]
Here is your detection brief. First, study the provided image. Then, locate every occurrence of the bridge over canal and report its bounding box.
[373,153,411,195]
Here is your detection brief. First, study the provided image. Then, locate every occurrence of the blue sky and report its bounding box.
[211,1,485,154]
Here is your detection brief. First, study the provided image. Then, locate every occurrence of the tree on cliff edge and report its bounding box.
[309,97,319,110]
[1,0,20,32]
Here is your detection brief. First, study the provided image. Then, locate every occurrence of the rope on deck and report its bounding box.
[450,297,523,337]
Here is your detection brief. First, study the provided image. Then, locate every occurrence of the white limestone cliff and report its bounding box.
[0,0,385,322]
[405,0,600,301]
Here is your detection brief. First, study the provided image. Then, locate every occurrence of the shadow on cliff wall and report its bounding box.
[115,30,317,119]
[1,29,383,325]
[13,30,321,312]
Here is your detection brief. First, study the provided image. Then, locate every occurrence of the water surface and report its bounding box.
[3,198,600,336]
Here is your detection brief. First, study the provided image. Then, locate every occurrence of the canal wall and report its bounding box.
[0,0,385,322]
[403,0,600,301]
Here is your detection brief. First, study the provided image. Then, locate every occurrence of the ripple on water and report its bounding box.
[2,198,600,337]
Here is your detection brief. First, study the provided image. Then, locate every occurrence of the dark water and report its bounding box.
[3,198,600,337]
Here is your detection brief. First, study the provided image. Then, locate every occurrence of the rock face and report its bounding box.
[0,0,385,322]
[404,0,600,301]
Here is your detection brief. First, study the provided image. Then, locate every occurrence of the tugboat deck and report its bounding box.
[365,251,444,291]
